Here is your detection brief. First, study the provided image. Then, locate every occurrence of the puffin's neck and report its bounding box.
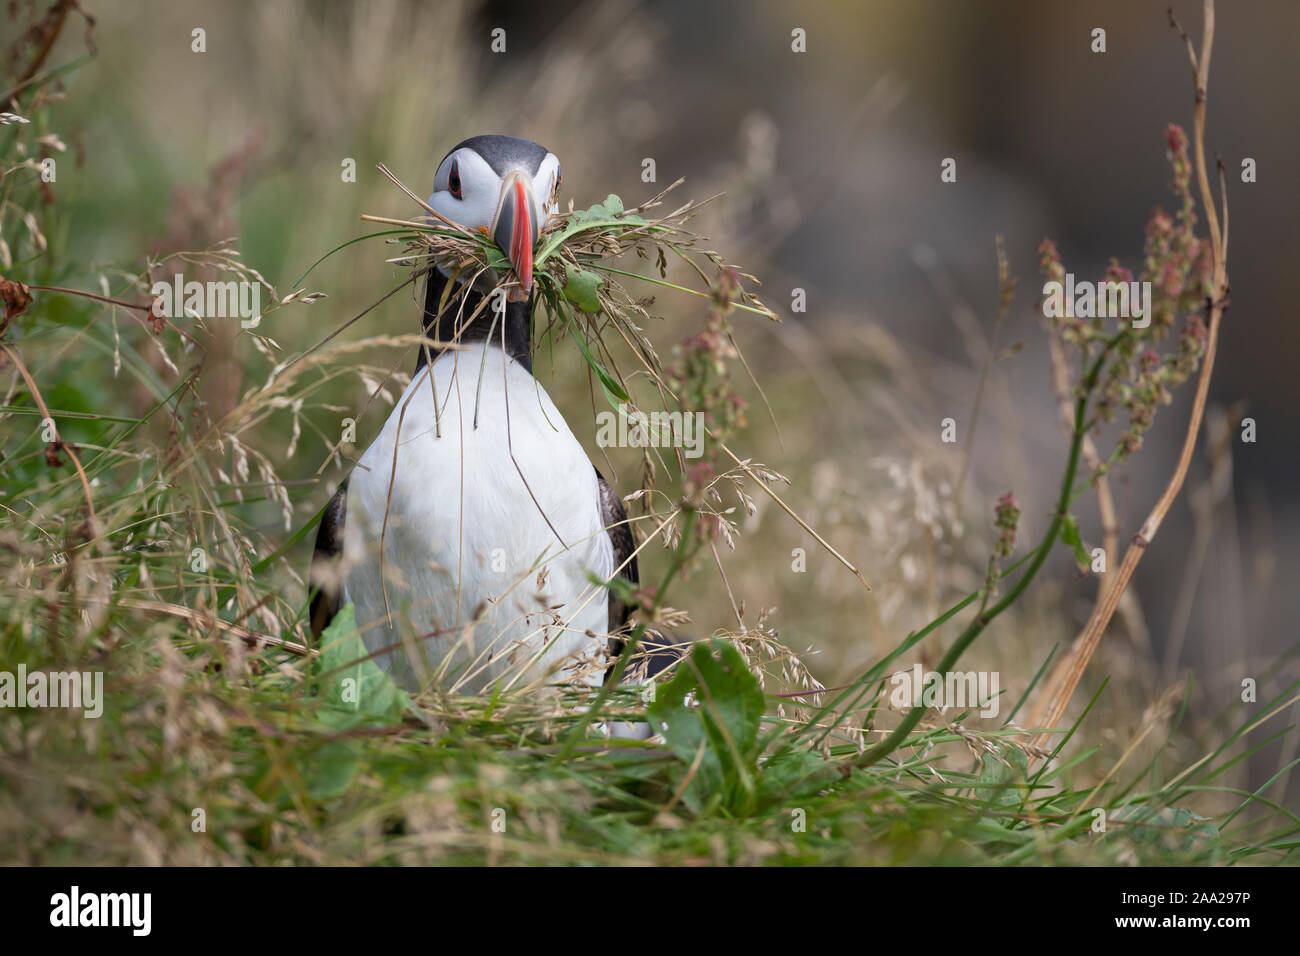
[415,268,533,375]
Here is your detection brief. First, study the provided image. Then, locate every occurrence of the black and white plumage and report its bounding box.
[309,135,655,693]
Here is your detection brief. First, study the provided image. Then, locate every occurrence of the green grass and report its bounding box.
[6,598,1294,864]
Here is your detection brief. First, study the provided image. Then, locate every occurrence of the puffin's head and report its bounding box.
[428,134,561,300]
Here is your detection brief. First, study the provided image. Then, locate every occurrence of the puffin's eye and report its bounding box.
[448,160,462,200]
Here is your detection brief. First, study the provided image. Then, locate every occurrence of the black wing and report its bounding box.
[597,469,637,684]
[308,483,348,644]
[596,468,638,634]
[598,468,687,681]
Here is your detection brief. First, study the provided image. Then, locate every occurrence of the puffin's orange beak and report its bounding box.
[492,172,536,300]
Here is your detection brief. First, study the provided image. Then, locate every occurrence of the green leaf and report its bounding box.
[303,740,362,801]
[572,194,633,225]
[1110,805,1220,850]
[314,604,413,729]
[972,743,1030,819]
[565,322,628,403]
[647,640,765,815]
[757,745,841,808]
[562,263,603,313]
[1059,513,1089,569]
[535,194,645,264]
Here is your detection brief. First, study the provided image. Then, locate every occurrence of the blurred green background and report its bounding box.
[7,0,1298,792]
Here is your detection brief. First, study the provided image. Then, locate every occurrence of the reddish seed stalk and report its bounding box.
[1026,0,1229,750]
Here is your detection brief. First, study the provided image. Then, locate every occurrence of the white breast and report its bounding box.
[341,342,614,693]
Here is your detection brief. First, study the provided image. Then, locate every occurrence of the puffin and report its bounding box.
[309,134,665,694]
